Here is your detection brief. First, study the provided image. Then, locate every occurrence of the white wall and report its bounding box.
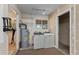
[0,4,21,55]
[49,5,76,54]
[16,15,20,51]
[0,4,8,55]
[75,5,79,54]
[8,4,21,52]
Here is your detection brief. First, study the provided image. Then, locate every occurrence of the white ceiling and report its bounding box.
[16,4,61,16]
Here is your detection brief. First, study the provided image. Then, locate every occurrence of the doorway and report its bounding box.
[58,11,70,54]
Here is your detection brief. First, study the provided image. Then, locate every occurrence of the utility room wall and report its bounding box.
[21,14,49,45]
[49,4,75,54]
[75,4,79,54]
[0,4,8,55]
[8,4,21,54]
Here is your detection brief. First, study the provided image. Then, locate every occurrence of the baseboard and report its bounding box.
[57,48,68,55]
[11,48,20,55]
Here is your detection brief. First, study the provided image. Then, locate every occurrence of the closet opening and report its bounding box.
[58,11,70,54]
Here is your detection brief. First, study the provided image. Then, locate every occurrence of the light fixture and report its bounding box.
[42,11,47,15]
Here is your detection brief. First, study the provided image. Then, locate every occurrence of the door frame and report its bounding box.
[56,8,72,54]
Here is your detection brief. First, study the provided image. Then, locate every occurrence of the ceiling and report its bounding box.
[16,4,61,16]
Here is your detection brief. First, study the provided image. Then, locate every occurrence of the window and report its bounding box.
[36,20,42,29]
[42,20,48,29]
[36,20,48,29]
